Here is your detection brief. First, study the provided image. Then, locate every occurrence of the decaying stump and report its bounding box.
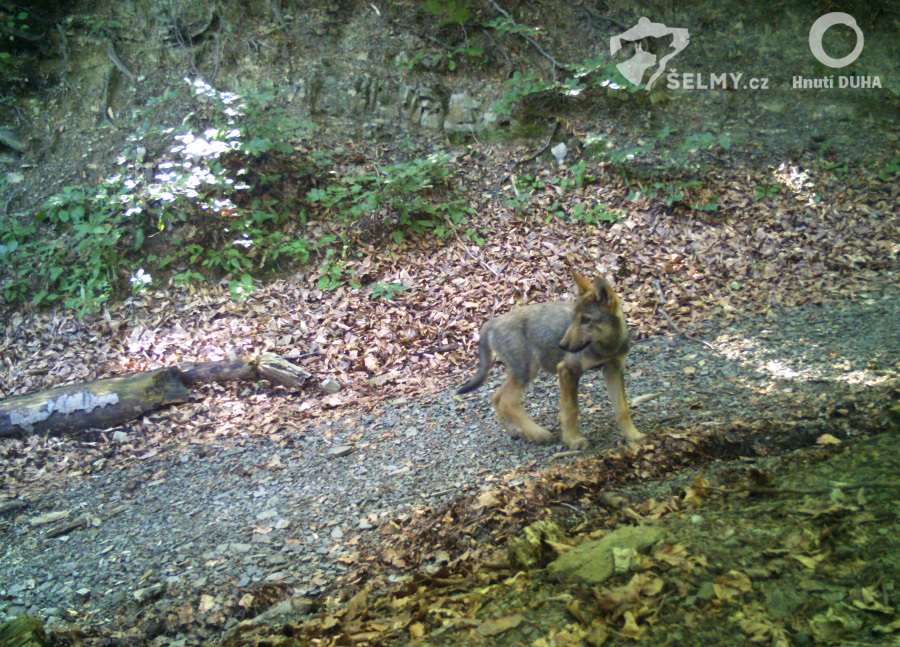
[0,353,310,438]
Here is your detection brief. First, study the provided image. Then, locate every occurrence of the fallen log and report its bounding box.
[0,354,310,438]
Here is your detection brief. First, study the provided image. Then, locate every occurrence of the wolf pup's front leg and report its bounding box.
[557,363,589,450]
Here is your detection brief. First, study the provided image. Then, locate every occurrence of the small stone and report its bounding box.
[551,142,568,164]
[132,582,165,603]
[29,511,69,527]
[112,431,128,442]
[321,378,341,394]
[330,526,344,541]
[326,445,354,458]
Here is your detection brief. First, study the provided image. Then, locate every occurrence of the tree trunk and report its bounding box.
[0,354,310,437]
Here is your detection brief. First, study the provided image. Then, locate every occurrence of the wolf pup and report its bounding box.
[457,272,643,450]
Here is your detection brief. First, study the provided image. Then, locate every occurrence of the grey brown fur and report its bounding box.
[457,272,643,450]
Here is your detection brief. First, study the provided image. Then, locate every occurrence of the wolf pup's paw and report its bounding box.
[562,434,589,451]
[524,426,554,444]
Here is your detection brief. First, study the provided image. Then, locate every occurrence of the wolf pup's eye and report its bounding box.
[580,315,591,325]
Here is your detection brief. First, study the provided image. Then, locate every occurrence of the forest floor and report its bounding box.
[1,2,900,646]
[1,138,898,645]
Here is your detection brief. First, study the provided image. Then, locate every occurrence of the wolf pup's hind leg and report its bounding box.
[492,373,554,444]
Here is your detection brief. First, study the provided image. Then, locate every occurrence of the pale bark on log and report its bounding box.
[0,355,310,438]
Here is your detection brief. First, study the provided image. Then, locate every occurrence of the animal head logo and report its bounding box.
[610,17,690,90]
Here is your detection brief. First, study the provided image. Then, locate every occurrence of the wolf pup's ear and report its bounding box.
[593,276,613,306]
[572,272,595,296]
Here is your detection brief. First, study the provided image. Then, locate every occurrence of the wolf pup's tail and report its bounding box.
[456,322,493,395]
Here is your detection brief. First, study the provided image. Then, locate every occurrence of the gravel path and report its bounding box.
[1,282,898,637]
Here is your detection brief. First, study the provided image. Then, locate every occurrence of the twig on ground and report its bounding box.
[653,280,715,350]
[463,247,503,277]
[557,501,585,516]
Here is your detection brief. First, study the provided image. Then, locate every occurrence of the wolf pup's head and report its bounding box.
[558,272,628,355]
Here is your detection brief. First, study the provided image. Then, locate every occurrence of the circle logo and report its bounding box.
[809,12,864,68]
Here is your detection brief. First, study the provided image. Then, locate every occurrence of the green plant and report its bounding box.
[493,49,632,116]
[504,192,530,214]
[424,0,475,25]
[308,152,472,245]
[877,157,899,182]
[0,9,33,88]
[754,184,780,200]
[646,181,686,207]
[691,194,719,212]
[495,72,561,115]
[568,204,622,224]
[317,257,361,291]
[172,269,204,286]
[464,229,486,246]
[514,174,546,192]
[194,80,315,159]
[369,282,408,300]
[444,45,483,71]
[0,178,145,312]
[143,82,320,281]
[483,16,543,39]
[84,18,123,37]
[561,160,594,190]
[0,79,328,313]
[228,274,256,302]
